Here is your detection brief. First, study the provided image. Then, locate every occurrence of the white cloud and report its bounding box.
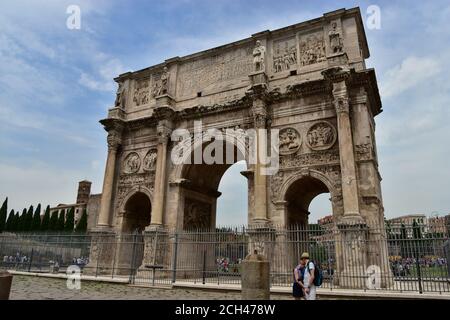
[380,56,440,99]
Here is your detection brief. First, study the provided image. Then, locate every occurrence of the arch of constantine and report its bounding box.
[88,8,391,288]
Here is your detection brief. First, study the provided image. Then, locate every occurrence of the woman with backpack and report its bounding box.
[292,260,305,300]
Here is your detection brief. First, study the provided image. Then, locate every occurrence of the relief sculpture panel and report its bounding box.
[123,152,141,174]
[306,121,337,151]
[279,128,301,155]
[272,37,297,73]
[299,31,326,67]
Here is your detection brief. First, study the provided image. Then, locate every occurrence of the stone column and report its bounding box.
[247,70,269,225]
[149,120,173,226]
[330,72,362,222]
[97,127,122,229]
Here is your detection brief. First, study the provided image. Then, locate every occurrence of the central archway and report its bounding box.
[177,136,249,230]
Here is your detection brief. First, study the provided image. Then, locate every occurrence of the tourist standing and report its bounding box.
[301,252,316,300]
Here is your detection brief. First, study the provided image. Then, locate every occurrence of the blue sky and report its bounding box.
[1,0,449,225]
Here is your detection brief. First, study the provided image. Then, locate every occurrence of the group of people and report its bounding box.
[72,256,89,267]
[390,256,447,277]
[292,252,318,300]
[2,252,28,266]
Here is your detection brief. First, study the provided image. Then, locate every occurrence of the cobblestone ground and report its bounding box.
[10,276,292,300]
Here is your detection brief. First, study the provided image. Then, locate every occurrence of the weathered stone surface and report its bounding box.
[90,7,390,287]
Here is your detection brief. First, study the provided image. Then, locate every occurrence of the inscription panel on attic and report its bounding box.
[176,45,254,98]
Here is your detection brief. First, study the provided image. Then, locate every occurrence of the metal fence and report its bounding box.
[1,221,449,294]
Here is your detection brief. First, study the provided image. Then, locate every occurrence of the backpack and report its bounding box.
[307,261,323,287]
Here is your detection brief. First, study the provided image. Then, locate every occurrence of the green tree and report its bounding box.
[5,209,14,231]
[57,209,65,231]
[76,209,88,233]
[32,204,42,231]
[22,205,34,232]
[17,208,27,232]
[12,212,20,232]
[40,205,51,232]
[64,207,75,232]
[49,210,59,231]
[0,197,7,233]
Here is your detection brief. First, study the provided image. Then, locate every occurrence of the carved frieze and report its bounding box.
[306,121,337,151]
[133,78,150,106]
[280,149,339,169]
[299,32,326,66]
[279,128,301,155]
[273,37,297,73]
[355,143,374,162]
[143,149,157,171]
[123,152,141,174]
[270,171,285,196]
[151,67,170,98]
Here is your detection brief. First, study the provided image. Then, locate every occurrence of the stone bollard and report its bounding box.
[241,250,270,300]
[0,271,13,300]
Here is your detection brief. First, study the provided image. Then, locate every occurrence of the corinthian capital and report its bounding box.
[107,130,122,151]
[157,121,173,144]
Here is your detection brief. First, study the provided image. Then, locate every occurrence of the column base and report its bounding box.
[83,230,117,276]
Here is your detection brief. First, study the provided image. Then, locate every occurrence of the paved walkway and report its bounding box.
[9,275,291,300]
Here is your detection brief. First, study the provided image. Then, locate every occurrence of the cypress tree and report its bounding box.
[32,204,42,231]
[5,209,14,231]
[40,205,50,232]
[57,209,65,231]
[64,207,75,232]
[49,210,58,231]
[76,208,88,233]
[18,208,27,232]
[12,212,20,232]
[24,205,34,232]
[0,197,7,232]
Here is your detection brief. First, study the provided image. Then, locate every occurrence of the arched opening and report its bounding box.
[284,175,330,227]
[216,160,248,226]
[122,192,151,233]
[175,138,248,280]
[284,175,334,269]
[180,139,248,230]
[117,192,151,274]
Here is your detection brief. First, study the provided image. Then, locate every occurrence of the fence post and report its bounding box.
[171,232,178,284]
[27,248,34,272]
[416,256,423,294]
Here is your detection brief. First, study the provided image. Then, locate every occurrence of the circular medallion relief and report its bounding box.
[123,152,141,174]
[279,128,302,155]
[143,149,157,171]
[306,121,337,151]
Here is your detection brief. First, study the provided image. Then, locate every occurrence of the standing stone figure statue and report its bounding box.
[159,66,169,96]
[114,82,126,108]
[253,40,266,72]
[329,22,343,54]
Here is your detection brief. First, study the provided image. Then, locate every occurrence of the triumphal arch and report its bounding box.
[89,8,391,287]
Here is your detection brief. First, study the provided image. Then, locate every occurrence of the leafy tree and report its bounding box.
[32,204,42,231]
[40,205,51,232]
[65,207,75,232]
[5,209,14,231]
[76,209,88,233]
[49,210,59,231]
[0,197,7,232]
[57,209,66,231]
